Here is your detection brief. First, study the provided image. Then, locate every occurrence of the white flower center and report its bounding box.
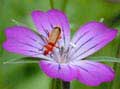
[49,46,71,64]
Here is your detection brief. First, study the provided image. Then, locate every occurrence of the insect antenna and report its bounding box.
[41,25,50,37]
[37,34,48,44]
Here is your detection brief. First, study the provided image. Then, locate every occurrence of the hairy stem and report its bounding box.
[62,81,70,89]
[49,79,70,89]
[61,0,68,12]
[49,79,62,89]
[49,0,54,9]
[110,35,120,89]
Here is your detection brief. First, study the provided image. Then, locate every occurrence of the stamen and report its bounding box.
[38,34,48,43]
[52,49,60,62]
[70,42,76,48]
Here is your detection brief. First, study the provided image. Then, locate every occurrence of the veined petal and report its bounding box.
[72,60,114,86]
[3,26,46,58]
[70,21,117,60]
[40,60,114,86]
[32,9,70,48]
[39,60,76,81]
[32,11,52,37]
[47,9,70,48]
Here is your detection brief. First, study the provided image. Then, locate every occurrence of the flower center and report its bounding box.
[50,47,70,64]
[40,26,77,64]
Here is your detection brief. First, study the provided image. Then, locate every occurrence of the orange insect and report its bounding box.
[43,27,61,55]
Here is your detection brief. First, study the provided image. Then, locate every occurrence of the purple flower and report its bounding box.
[3,9,117,86]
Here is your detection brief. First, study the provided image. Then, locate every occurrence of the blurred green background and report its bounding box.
[1,0,120,89]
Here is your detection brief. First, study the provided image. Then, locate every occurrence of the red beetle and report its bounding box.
[43,27,61,55]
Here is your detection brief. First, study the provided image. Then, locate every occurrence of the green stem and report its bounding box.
[0,30,5,56]
[49,79,70,89]
[110,63,120,89]
[49,0,54,9]
[62,81,70,89]
[110,37,120,89]
[61,0,68,12]
[49,79,62,89]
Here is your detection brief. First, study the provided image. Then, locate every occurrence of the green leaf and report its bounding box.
[0,50,52,64]
[2,60,40,64]
[0,51,25,62]
[11,19,27,26]
[88,56,120,63]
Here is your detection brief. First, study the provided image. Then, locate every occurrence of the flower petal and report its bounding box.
[47,9,70,48]
[40,60,114,86]
[39,60,76,81]
[3,26,45,58]
[31,10,52,37]
[70,21,117,60]
[32,9,70,48]
[72,60,114,86]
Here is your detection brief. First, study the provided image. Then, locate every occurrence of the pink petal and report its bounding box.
[72,60,114,86]
[32,9,70,48]
[70,21,117,60]
[39,60,76,81]
[31,11,52,37]
[3,26,45,57]
[40,60,114,86]
[47,9,70,48]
